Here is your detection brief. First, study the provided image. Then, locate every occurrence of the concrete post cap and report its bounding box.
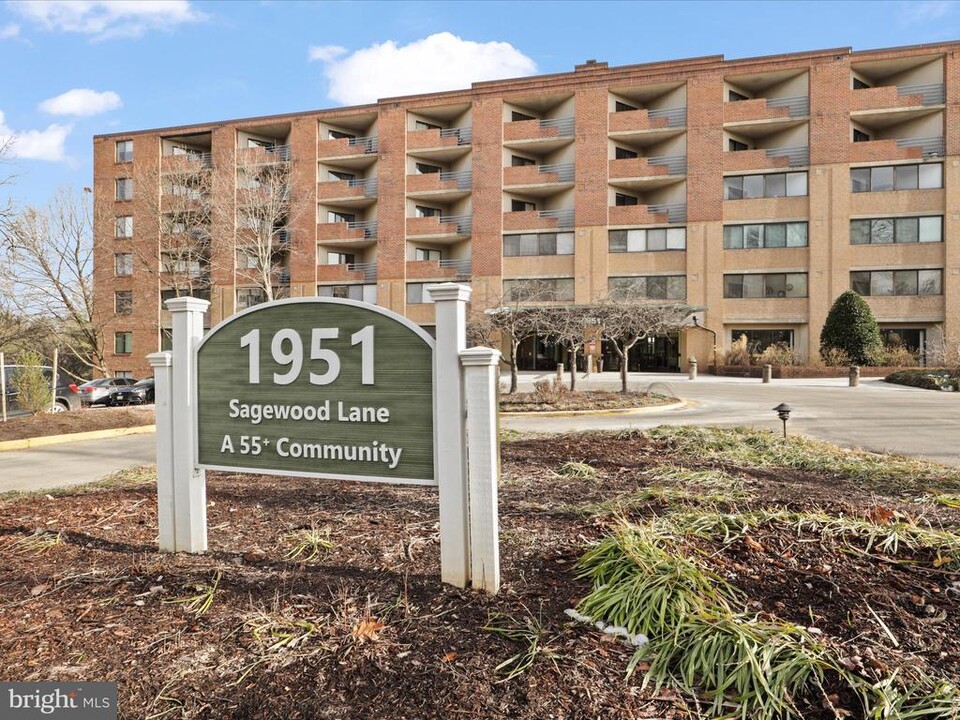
[147,351,173,368]
[426,283,472,303]
[459,346,502,366]
[165,297,211,313]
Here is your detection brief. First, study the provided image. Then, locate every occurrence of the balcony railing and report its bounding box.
[439,258,472,277]
[439,169,473,190]
[348,261,378,282]
[276,268,291,285]
[539,117,575,136]
[348,135,379,153]
[647,202,686,223]
[347,219,379,238]
[440,126,472,145]
[896,135,945,158]
[897,83,945,106]
[765,95,810,117]
[273,228,292,248]
[260,144,291,161]
[439,213,472,234]
[348,177,379,197]
[539,208,574,228]
[647,107,687,127]
[166,150,212,168]
[765,145,809,167]
[539,162,575,182]
[647,154,687,175]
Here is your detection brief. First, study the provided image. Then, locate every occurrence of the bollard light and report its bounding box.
[772,403,792,438]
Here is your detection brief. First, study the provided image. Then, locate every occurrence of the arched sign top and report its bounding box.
[195,296,436,485]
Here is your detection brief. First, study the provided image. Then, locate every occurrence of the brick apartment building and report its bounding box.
[93,41,960,378]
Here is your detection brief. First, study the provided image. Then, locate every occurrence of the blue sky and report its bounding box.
[0,0,957,206]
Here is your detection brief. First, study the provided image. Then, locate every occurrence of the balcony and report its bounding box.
[407,126,472,161]
[406,257,472,281]
[317,135,379,166]
[502,208,574,232]
[406,170,472,201]
[317,177,378,205]
[849,135,944,164]
[723,146,809,171]
[503,117,575,150]
[609,155,686,187]
[609,202,686,226]
[723,95,809,124]
[502,163,575,193]
[851,82,945,113]
[406,213,472,240]
[238,144,291,164]
[161,151,212,172]
[317,218,378,242]
[609,107,686,135]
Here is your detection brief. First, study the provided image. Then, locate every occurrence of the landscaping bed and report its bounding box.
[499,390,674,413]
[0,406,155,443]
[711,364,924,379]
[886,369,959,392]
[1,427,958,718]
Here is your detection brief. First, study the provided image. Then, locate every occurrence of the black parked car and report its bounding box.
[2,365,82,417]
[78,377,138,406]
[107,378,154,406]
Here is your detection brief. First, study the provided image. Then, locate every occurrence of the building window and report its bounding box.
[327,170,355,182]
[415,248,442,261]
[850,269,942,296]
[406,283,436,304]
[115,290,133,315]
[724,273,808,298]
[615,193,639,206]
[503,232,574,257]
[325,252,355,265]
[115,140,133,163]
[728,138,749,152]
[415,120,442,131]
[510,199,536,212]
[319,284,377,302]
[236,287,267,309]
[609,275,686,300]
[502,278,574,302]
[115,178,133,201]
[415,205,441,218]
[236,249,262,269]
[115,215,133,238]
[614,146,639,160]
[161,253,204,277]
[415,162,442,174]
[853,77,871,90]
[853,128,871,143]
[328,129,355,141]
[327,210,355,224]
[850,216,942,245]
[723,172,807,200]
[114,253,133,276]
[114,332,133,354]
[730,329,795,353]
[115,370,134,379]
[511,110,536,122]
[614,100,638,112]
[511,155,536,167]
[728,89,750,102]
[723,222,808,249]
[850,163,942,192]
[609,228,686,252]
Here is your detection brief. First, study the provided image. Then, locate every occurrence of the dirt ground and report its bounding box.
[0,406,155,442]
[0,430,957,719]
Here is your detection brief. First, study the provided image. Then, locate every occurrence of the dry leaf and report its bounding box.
[441,651,457,662]
[743,535,764,553]
[867,506,895,525]
[933,556,952,568]
[29,584,48,596]
[351,617,385,642]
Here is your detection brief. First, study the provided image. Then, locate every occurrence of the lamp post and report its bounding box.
[773,403,792,438]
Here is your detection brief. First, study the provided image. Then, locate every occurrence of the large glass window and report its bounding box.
[319,284,377,303]
[114,291,132,315]
[114,332,133,354]
[115,178,132,201]
[504,232,574,257]
[724,273,808,298]
[730,329,795,353]
[724,172,807,200]
[115,215,133,238]
[850,269,942,296]
[850,163,943,192]
[723,222,807,249]
[114,253,133,277]
[115,140,133,163]
[609,228,686,252]
[850,216,942,245]
[502,278,574,302]
[609,275,686,300]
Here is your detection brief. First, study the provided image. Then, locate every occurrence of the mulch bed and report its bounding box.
[0,406,155,443]
[499,391,673,413]
[0,431,957,719]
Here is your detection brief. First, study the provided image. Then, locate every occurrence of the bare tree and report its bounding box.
[0,187,107,375]
[537,304,592,392]
[0,137,16,232]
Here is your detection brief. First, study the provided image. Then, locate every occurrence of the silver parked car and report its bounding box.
[77,377,138,406]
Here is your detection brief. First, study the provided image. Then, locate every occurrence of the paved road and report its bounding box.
[1,371,957,494]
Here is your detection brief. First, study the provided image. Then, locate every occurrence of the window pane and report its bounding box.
[723,176,743,200]
[743,175,764,199]
[646,276,667,299]
[851,272,871,295]
[503,236,520,256]
[744,225,762,248]
[871,218,894,244]
[724,275,744,298]
[895,217,918,244]
[919,270,942,295]
[765,173,786,198]
[786,223,808,247]
[608,230,627,253]
[667,276,686,300]
[666,228,686,250]
[851,168,870,192]
[871,166,894,192]
[555,279,575,302]
[894,164,919,190]
[850,220,870,245]
[519,235,538,256]
[765,224,787,248]
[406,284,423,304]
[765,274,787,297]
[919,217,942,243]
[919,163,942,189]
[786,172,807,196]
[871,271,894,296]
[743,275,765,298]
[723,225,743,249]
[556,233,574,255]
[348,285,364,300]
[786,273,807,297]
[539,234,557,255]
[646,229,667,251]
[626,229,646,252]
[893,270,918,295]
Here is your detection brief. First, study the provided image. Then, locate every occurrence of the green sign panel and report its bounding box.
[196,298,435,485]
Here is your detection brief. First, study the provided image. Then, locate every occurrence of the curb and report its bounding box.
[0,424,156,452]
[500,399,687,418]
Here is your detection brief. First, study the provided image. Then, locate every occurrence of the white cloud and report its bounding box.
[39,88,122,116]
[0,110,71,162]
[8,0,205,39]
[0,23,20,39]
[901,0,955,22]
[315,32,537,105]
[308,44,346,63]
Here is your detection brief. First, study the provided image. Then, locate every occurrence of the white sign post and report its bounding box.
[152,283,502,593]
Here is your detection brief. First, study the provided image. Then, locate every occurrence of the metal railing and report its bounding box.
[766,95,810,117]
[276,268,291,285]
[538,208,575,228]
[263,144,291,161]
[765,146,809,167]
[347,135,378,153]
[896,83,945,106]
[438,213,472,234]
[439,258,472,277]
[273,228,292,248]
[348,177,378,197]
[896,135,945,158]
[647,154,687,175]
[439,169,473,190]
[348,261,378,282]
[538,163,575,182]
[346,219,379,238]
[538,116,575,136]
[647,202,687,223]
[440,126,473,145]
[167,150,212,168]
[647,107,687,127]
